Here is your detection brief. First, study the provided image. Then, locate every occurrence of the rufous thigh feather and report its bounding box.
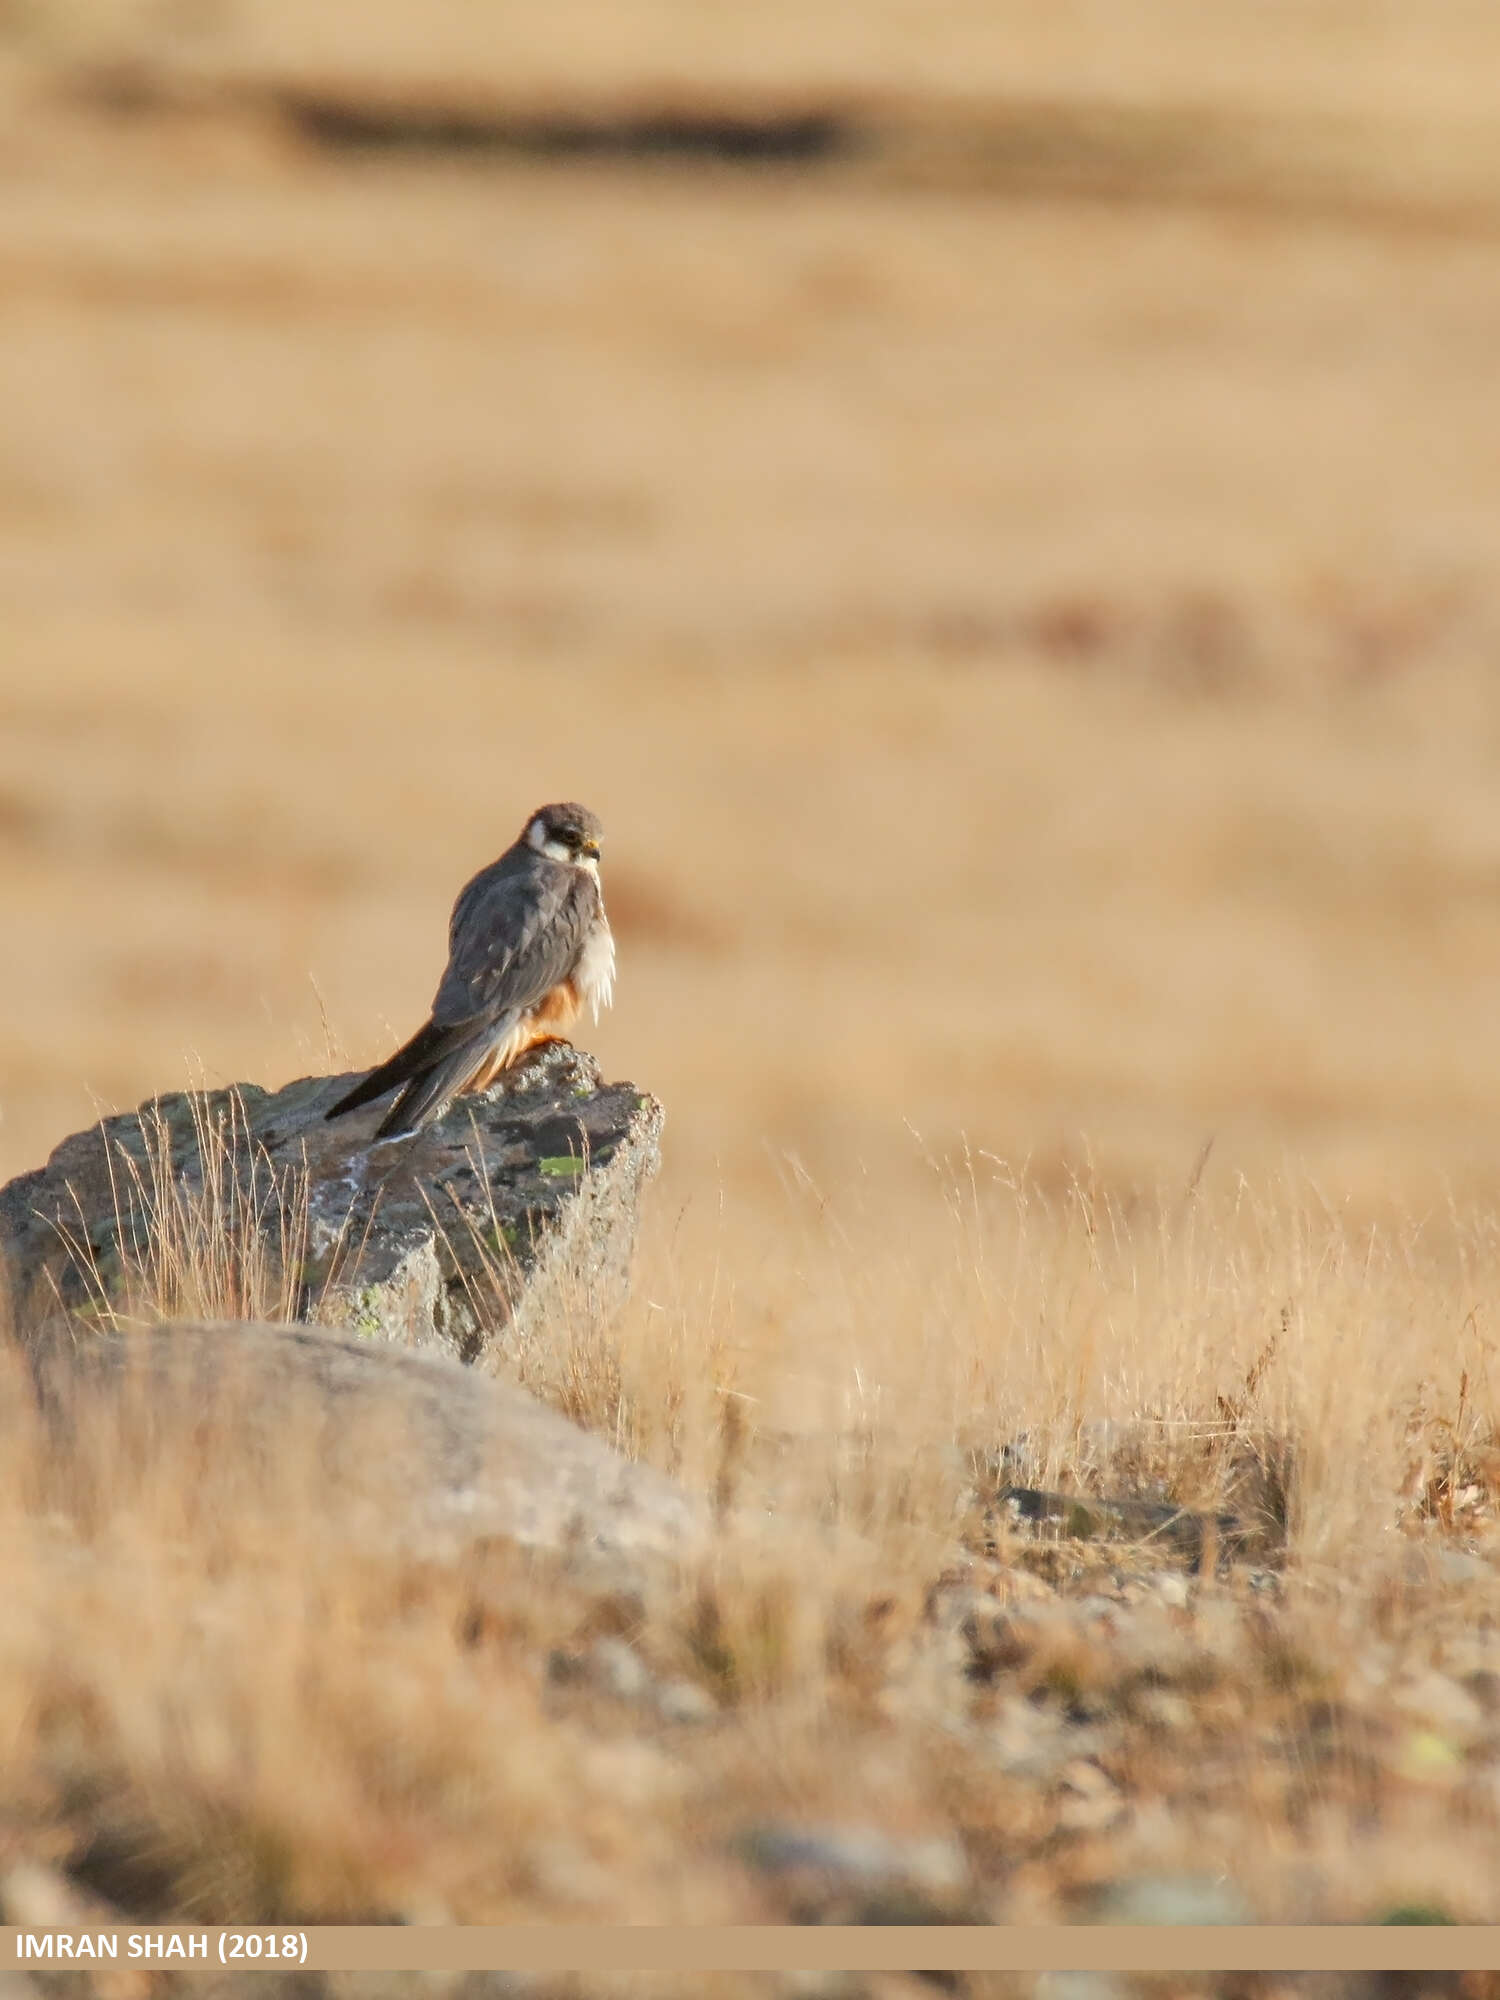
[465,979,583,1093]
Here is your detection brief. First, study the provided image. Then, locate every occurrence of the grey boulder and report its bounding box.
[20,1314,706,1574]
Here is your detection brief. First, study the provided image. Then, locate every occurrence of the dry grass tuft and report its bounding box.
[42,1085,314,1329]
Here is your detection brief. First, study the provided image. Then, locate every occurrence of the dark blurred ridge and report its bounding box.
[64,67,861,167]
[281,94,861,165]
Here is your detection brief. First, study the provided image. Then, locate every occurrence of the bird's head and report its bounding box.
[525,801,603,868]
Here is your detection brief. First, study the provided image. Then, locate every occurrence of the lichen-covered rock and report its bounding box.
[0,1043,662,1368]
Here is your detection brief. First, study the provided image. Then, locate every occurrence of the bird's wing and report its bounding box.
[432,856,599,1029]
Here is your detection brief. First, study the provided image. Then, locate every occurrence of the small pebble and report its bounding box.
[1092,1872,1255,1925]
[590,1637,651,1702]
[656,1678,718,1724]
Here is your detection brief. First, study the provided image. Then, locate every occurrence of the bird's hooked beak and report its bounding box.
[580,839,601,860]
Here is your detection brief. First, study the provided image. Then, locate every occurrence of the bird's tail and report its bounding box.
[371,1033,502,1139]
[325,1014,513,1138]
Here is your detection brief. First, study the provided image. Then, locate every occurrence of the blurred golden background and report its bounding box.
[6,0,1500,1251]
[10,10,1500,1935]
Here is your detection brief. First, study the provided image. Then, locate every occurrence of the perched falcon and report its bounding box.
[326,801,615,1141]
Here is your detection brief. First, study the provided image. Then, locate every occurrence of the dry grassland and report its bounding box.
[6,1170,1500,1955]
[5,6,1500,1966]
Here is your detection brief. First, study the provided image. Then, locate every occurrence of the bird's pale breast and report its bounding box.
[573,904,616,1020]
